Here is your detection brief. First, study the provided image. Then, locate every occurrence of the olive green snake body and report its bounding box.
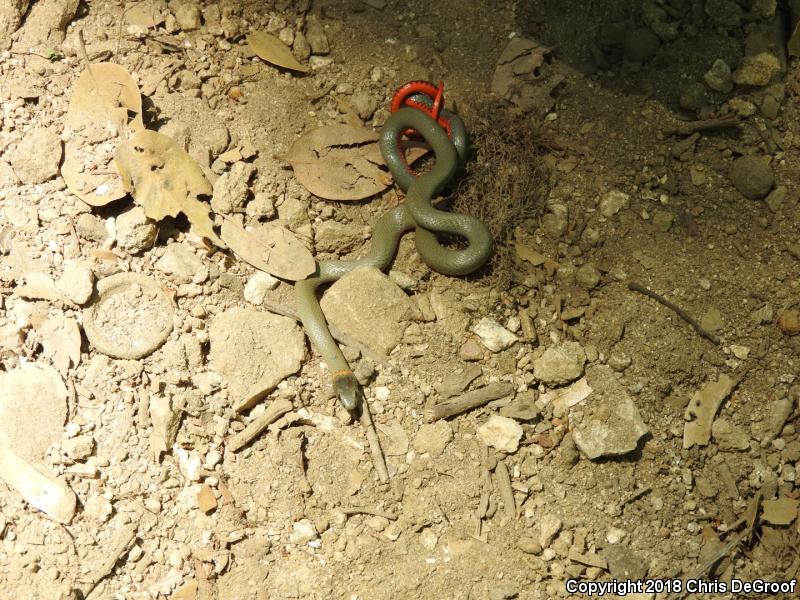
[295,107,492,411]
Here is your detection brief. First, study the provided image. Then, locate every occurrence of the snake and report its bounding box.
[295,106,493,412]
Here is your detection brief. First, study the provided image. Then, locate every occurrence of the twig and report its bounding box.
[628,281,721,345]
[341,506,398,520]
[76,30,96,84]
[359,399,389,483]
[226,398,293,452]
[664,113,740,136]
[428,382,516,421]
[78,521,138,598]
[618,486,651,511]
[262,299,391,367]
[494,460,516,523]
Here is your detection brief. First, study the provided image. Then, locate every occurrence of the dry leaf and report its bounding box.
[63,62,143,207]
[38,314,82,375]
[247,31,309,73]
[114,129,225,248]
[220,218,315,281]
[285,124,428,201]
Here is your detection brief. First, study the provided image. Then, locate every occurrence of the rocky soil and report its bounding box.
[0,1,799,599]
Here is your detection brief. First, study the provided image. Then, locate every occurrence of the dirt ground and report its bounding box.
[1,0,800,599]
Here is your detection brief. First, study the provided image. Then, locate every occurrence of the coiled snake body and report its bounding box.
[296,107,492,411]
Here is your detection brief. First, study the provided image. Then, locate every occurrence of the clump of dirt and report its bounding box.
[454,106,552,286]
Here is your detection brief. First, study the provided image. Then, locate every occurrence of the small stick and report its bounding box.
[262,299,390,368]
[79,521,138,598]
[618,486,651,510]
[428,382,516,421]
[341,506,398,520]
[227,399,293,452]
[494,460,516,523]
[628,281,721,345]
[664,113,740,136]
[359,399,389,483]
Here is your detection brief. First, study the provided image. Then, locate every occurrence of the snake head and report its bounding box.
[333,371,362,412]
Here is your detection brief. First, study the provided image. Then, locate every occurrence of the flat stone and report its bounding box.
[412,422,453,457]
[429,289,470,335]
[174,4,201,31]
[56,260,95,305]
[537,513,563,547]
[570,365,649,459]
[209,307,305,409]
[8,127,62,184]
[459,338,484,361]
[712,417,750,450]
[156,243,205,284]
[477,415,523,453]
[320,266,418,357]
[435,364,482,398]
[473,317,517,352]
[730,155,774,200]
[533,341,586,385]
[599,190,629,217]
[314,220,363,253]
[243,272,279,305]
[604,543,648,580]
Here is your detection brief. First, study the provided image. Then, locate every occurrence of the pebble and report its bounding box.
[477,415,523,453]
[537,513,563,547]
[606,527,627,544]
[533,341,586,385]
[777,309,800,335]
[517,537,542,554]
[75,213,110,243]
[575,263,601,290]
[56,260,95,305]
[175,4,201,31]
[412,422,453,457]
[729,155,774,200]
[83,495,113,522]
[156,244,205,284]
[305,17,329,54]
[599,191,630,217]
[703,59,733,93]
[542,203,568,239]
[290,519,319,544]
[651,209,674,232]
[63,435,94,461]
[459,338,484,361]
[711,418,750,450]
[115,206,157,254]
[623,27,660,63]
[211,163,255,215]
[8,127,62,184]
[764,185,787,213]
[243,272,280,305]
[314,220,364,253]
[472,317,517,352]
[679,82,707,111]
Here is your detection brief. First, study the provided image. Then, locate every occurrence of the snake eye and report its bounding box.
[333,373,362,412]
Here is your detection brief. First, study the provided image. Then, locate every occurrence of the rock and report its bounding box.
[156,244,205,284]
[761,498,799,525]
[570,365,649,459]
[243,272,280,305]
[75,213,110,243]
[623,27,660,63]
[211,162,255,215]
[730,155,774,200]
[209,308,304,409]
[472,318,517,352]
[197,485,217,514]
[599,190,629,217]
[499,391,540,420]
[764,185,787,212]
[63,435,94,461]
[518,537,543,554]
[733,20,785,87]
[711,418,750,450]
[83,494,113,522]
[575,263,601,290]
[459,338,484,361]
[15,0,78,51]
[246,192,276,220]
[174,3,201,30]
[0,1,29,49]
[412,422,453,457]
[642,0,678,41]
[679,82,707,111]
[651,209,675,232]
[703,59,733,93]
[604,544,648,580]
[704,0,742,29]
[778,309,800,335]
[752,304,774,324]
[293,31,311,61]
[115,206,157,254]
[314,220,363,253]
[542,209,568,239]
[429,289,470,335]
[533,341,586,385]
[700,307,724,334]
[305,16,329,54]
[435,364,482,398]
[320,267,419,356]
[8,127,62,184]
[56,260,94,305]
[351,91,378,120]
[537,513,563,547]
[290,519,318,544]
[477,415,523,453]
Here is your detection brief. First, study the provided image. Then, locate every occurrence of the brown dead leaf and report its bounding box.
[63,63,143,207]
[38,313,81,375]
[247,31,309,73]
[220,218,315,281]
[286,124,409,201]
[114,130,225,248]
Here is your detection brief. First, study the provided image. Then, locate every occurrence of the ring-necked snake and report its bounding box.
[295,104,492,412]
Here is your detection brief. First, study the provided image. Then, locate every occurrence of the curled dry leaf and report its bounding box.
[114,129,225,248]
[62,62,144,207]
[285,124,427,201]
[247,30,309,73]
[220,217,315,281]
